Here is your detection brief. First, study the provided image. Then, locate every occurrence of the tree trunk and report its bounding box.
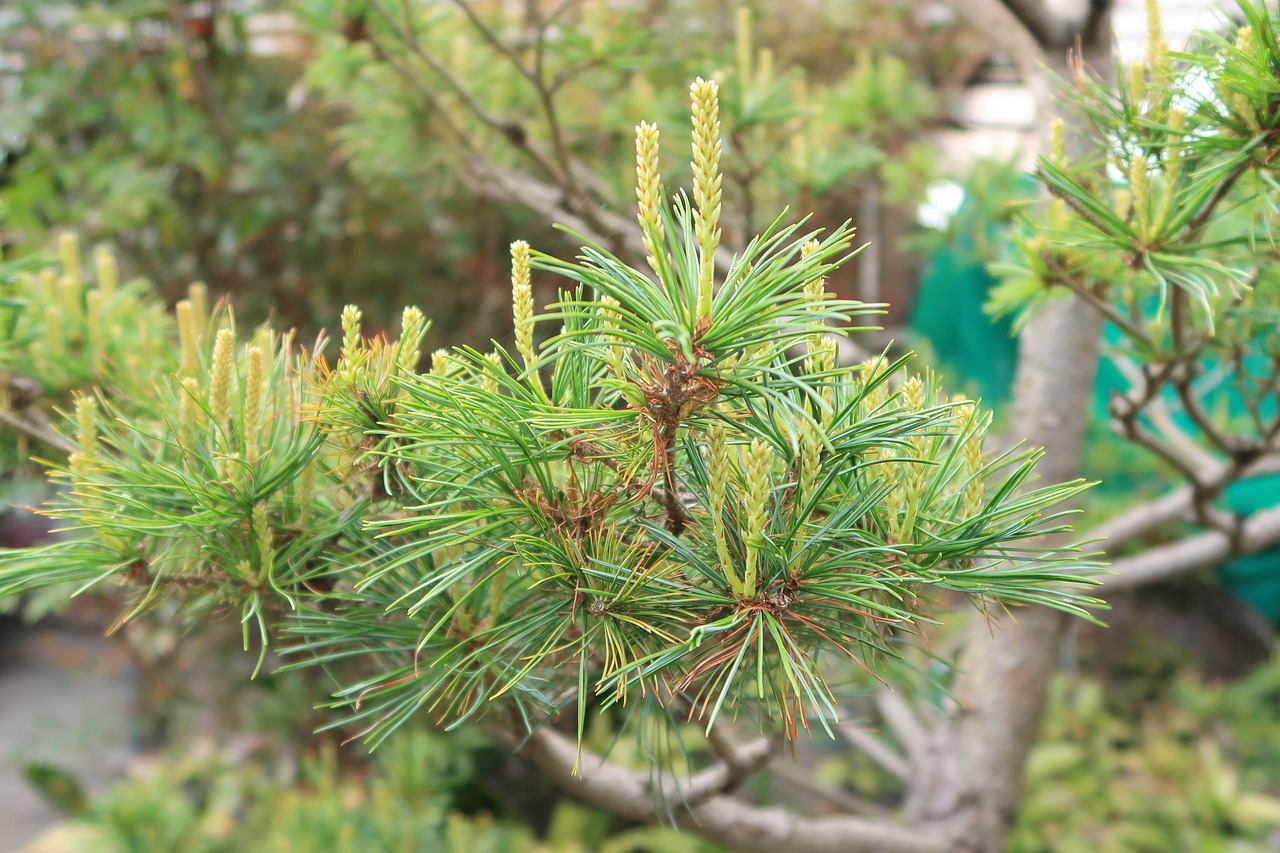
[908,11,1114,850]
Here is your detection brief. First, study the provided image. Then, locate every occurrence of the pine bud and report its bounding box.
[805,338,838,423]
[58,232,80,284]
[398,306,428,372]
[742,439,772,597]
[188,282,209,332]
[57,275,81,325]
[962,432,985,516]
[179,376,202,456]
[1129,154,1151,240]
[1145,0,1164,67]
[253,503,273,583]
[898,451,929,542]
[38,269,56,307]
[691,77,723,321]
[1049,197,1069,230]
[1114,188,1132,220]
[340,305,362,364]
[858,361,887,414]
[1233,93,1262,133]
[297,459,317,526]
[798,417,822,505]
[735,6,753,86]
[634,121,666,275]
[597,295,626,376]
[176,300,200,378]
[1049,119,1065,167]
[44,304,65,360]
[483,351,502,396]
[243,345,265,462]
[1165,109,1186,182]
[1128,62,1146,109]
[431,349,452,378]
[209,328,236,429]
[704,425,738,593]
[73,394,98,461]
[510,242,535,366]
[801,240,825,307]
[93,245,117,298]
[901,375,925,411]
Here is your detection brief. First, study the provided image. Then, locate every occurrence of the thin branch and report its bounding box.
[1113,415,1202,485]
[704,721,769,783]
[164,0,234,156]
[0,408,73,455]
[670,734,773,806]
[372,0,565,186]
[999,0,1056,44]
[1083,454,1280,553]
[944,0,1046,84]
[767,760,896,820]
[520,727,950,853]
[875,690,928,766]
[362,29,479,158]
[1172,363,1240,459]
[1184,155,1256,238]
[1104,502,1280,591]
[465,156,640,256]
[838,723,909,783]
[1109,356,1218,475]
[1063,278,1154,350]
[447,0,580,197]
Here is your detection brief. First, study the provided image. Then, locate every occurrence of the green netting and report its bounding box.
[912,222,1279,620]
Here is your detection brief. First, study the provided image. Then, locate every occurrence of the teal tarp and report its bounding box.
[911,227,1280,619]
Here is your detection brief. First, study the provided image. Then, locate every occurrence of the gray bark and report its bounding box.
[907,8,1116,849]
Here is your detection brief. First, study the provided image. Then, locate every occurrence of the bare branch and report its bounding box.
[672,735,772,806]
[944,0,1046,83]
[0,408,73,455]
[520,727,950,853]
[164,0,234,156]
[767,760,895,820]
[447,0,581,198]
[838,723,909,783]
[876,690,929,765]
[1082,452,1280,555]
[704,723,771,784]
[999,0,1057,42]
[1109,356,1219,475]
[1104,503,1280,591]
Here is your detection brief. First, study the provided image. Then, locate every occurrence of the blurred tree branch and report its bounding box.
[519,726,949,853]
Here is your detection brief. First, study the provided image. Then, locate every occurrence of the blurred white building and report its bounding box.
[935,0,1230,172]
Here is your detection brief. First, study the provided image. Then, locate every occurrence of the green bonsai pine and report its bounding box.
[0,77,1101,850]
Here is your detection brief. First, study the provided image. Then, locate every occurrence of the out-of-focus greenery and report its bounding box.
[34,657,1280,853]
[33,728,725,853]
[1011,656,1280,853]
[0,0,980,344]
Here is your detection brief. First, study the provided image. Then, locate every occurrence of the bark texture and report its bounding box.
[913,8,1116,848]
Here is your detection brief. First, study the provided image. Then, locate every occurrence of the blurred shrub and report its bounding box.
[1012,658,1280,853]
[37,728,724,853]
[1,1,983,344]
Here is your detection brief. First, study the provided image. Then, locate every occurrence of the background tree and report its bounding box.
[3,2,1280,853]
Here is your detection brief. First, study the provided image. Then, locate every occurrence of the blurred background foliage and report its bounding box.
[0,0,982,345]
[2,1,1280,851]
